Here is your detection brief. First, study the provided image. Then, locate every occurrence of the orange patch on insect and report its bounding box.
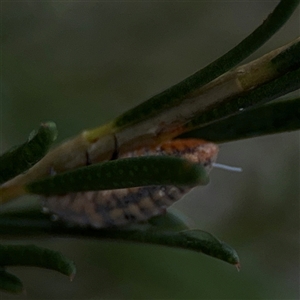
[125,139,218,171]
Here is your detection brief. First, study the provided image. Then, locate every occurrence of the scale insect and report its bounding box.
[43,139,220,228]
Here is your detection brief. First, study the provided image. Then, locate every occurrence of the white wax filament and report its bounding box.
[212,163,242,172]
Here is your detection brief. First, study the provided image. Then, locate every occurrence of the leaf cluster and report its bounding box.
[0,0,299,294]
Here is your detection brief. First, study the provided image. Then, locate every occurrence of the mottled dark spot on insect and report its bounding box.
[137,187,152,199]
[124,198,130,205]
[138,205,153,217]
[176,187,186,194]
[124,213,136,221]
[166,192,176,201]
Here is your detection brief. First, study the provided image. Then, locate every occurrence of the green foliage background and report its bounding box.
[1,2,299,299]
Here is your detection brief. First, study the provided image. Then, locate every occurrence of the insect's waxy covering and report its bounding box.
[43,139,218,228]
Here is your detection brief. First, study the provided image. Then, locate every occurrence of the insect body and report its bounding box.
[43,139,218,228]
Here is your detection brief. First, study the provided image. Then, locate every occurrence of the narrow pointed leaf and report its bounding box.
[0,122,58,184]
[272,40,300,73]
[82,228,240,266]
[26,156,209,196]
[0,244,76,279]
[181,98,300,142]
[0,206,238,266]
[113,0,300,129]
[178,230,240,267]
[0,269,24,294]
[183,67,300,132]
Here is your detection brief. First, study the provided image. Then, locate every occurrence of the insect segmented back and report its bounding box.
[42,139,218,228]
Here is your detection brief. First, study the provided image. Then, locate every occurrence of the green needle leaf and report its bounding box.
[0,244,76,279]
[181,98,300,143]
[183,67,300,132]
[0,122,58,184]
[272,40,300,73]
[113,0,300,129]
[178,230,240,267]
[0,268,24,294]
[26,156,209,196]
[0,206,239,267]
[85,228,240,267]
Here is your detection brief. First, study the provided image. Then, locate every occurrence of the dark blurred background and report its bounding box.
[1,2,299,299]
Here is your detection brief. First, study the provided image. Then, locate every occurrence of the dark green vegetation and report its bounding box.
[1,1,299,297]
